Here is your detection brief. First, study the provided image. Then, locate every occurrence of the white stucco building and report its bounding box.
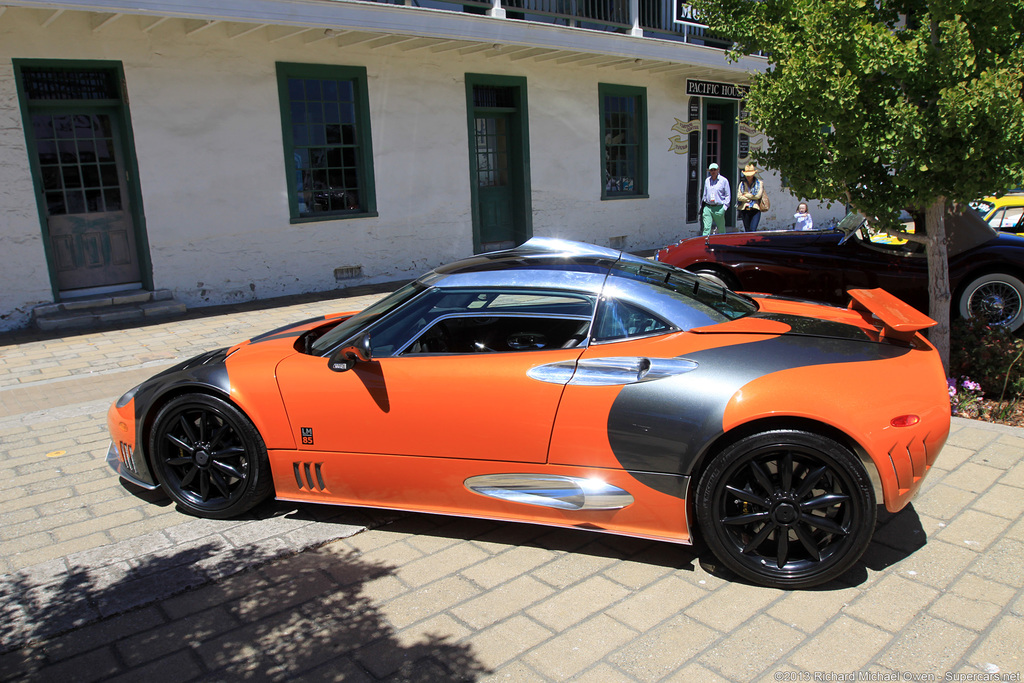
[0,0,843,331]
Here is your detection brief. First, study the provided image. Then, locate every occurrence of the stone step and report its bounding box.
[32,289,187,332]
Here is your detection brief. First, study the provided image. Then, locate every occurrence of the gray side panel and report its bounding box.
[606,334,910,486]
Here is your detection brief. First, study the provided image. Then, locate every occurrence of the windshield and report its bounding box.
[836,212,867,233]
[309,277,434,354]
[970,200,995,216]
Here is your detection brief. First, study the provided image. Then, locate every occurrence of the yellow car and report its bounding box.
[971,191,1024,234]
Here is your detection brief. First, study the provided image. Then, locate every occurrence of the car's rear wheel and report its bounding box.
[691,267,736,290]
[150,393,273,519]
[958,272,1024,332]
[696,430,875,589]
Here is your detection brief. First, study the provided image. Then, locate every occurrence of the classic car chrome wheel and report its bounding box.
[958,272,1024,332]
[150,393,272,519]
[691,267,736,291]
[696,430,875,589]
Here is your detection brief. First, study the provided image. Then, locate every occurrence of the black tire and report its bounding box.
[149,393,273,519]
[691,267,736,291]
[696,430,876,589]
[957,272,1024,332]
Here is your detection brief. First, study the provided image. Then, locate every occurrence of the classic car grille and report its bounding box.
[293,462,328,493]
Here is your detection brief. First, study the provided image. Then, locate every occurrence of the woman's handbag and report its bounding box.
[757,191,770,212]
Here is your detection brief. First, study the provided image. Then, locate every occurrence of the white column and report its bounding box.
[628,0,643,36]
[487,0,507,18]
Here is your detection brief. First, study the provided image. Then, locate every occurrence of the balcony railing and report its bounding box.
[366,0,733,49]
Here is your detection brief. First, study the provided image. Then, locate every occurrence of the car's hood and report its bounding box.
[227,312,354,356]
[657,229,838,262]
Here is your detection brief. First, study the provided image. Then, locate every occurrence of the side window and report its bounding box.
[600,84,648,199]
[405,316,591,354]
[593,299,671,342]
[275,62,377,221]
[1000,206,1023,229]
[376,289,594,356]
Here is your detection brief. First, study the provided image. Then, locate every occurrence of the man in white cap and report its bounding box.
[701,162,731,236]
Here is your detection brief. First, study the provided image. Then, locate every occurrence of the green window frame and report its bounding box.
[599,84,648,200]
[276,63,377,222]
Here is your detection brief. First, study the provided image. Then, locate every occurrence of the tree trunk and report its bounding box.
[924,198,951,374]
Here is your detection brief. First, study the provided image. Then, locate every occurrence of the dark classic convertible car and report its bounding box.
[657,210,1024,331]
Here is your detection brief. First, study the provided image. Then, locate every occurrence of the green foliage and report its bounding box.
[948,316,1024,399]
[693,0,1024,221]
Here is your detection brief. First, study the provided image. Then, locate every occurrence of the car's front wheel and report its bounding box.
[696,430,876,589]
[150,393,273,519]
[958,272,1024,332]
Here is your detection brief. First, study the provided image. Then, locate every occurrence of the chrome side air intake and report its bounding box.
[464,474,634,510]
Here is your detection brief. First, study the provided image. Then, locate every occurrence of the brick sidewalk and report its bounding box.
[1,292,1022,681]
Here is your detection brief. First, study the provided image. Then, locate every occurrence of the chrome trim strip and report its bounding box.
[528,357,698,386]
[464,474,634,510]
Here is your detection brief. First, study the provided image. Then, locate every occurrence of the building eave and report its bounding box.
[3,0,764,80]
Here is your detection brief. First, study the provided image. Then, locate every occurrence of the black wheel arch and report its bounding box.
[685,416,883,506]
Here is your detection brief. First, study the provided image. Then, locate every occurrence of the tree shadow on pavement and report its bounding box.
[0,542,490,681]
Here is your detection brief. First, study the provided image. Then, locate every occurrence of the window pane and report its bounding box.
[82,165,100,187]
[42,167,62,191]
[66,190,85,214]
[46,191,66,215]
[62,166,82,189]
[601,88,645,198]
[99,163,118,186]
[37,141,58,165]
[280,65,371,218]
[86,188,104,212]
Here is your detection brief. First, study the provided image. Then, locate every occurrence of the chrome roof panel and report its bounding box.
[430,268,608,294]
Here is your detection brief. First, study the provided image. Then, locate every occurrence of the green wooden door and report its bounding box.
[466,76,532,254]
[474,114,516,251]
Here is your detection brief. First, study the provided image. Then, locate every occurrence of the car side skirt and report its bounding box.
[268,450,692,544]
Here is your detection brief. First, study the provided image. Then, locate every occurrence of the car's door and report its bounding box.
[839,233,928,305]
[274,288,594,463]
[718,232,849,304]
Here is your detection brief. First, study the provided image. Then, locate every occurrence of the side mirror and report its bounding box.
[328,333,372,372]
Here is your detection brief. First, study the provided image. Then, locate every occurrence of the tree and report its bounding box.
[693,0,1024,369]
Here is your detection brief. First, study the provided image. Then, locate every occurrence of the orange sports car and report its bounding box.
[107,238,949,588]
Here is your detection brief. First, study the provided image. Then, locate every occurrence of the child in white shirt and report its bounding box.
[794,202,813,231]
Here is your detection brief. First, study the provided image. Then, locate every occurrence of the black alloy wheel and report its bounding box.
[696,430,875,589]
[150,393,272,519]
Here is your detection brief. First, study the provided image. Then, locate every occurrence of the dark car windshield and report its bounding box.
[309,276,435,354]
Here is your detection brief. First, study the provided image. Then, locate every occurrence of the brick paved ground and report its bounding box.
[0,291,1022,682]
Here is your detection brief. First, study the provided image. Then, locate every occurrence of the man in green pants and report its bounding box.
[701,163,731,236]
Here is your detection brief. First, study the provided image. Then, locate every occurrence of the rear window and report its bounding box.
[607,260,757,323]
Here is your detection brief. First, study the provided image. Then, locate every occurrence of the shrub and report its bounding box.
[948,317,1024,400]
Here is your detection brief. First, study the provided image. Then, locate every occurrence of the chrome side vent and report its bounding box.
[465,474,634,510]
[117,441,140,475]
[293,462,328,492]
